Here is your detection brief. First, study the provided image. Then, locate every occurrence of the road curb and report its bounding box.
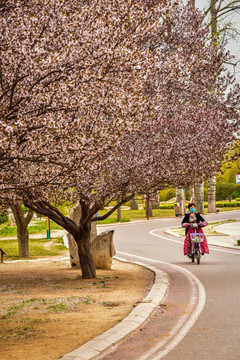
[60,258,169,360]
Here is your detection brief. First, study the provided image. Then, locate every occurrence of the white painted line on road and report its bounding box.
[145,261,206,360]
[150,229,240,255]
[117,252,206,360]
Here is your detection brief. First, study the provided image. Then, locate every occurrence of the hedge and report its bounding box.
[215,201,240,207]
[158,201,240,210]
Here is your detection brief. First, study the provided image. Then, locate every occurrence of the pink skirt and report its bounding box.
[184,227,209,255]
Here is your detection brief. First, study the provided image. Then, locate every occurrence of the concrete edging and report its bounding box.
[60,257,169,360]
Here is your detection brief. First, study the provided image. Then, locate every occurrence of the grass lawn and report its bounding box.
[169,219,240,237]
[98,207,240,224]
[0,238,67,260]
[98,208,176,223]
[0,220,63,237]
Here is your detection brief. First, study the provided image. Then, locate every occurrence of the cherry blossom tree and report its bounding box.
[0,0,239,278]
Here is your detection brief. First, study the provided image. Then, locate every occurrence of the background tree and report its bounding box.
[10,204,34,257]
[204,0,240,211]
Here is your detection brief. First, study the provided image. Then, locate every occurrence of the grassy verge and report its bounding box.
[0,220,63,238]
[0,237,67,260]
[98,207,240,224]
[169,219,239,237]
[98,208,175,223]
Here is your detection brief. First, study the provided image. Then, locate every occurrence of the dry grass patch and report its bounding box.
[0,258,153,360]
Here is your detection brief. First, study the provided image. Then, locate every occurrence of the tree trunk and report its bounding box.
[208,176,216,213]
[145,194,152,219]
[10,204,34,258]
[176,187,184,215]
[151,192,160,209]
[130,199,139,210]
[195,180,205,214]
[190,185,195,203]
[17,227,30,258]
[210,0,217,38]
[75,225,96,279]
[117,206,122,222]
[67,202,97,268]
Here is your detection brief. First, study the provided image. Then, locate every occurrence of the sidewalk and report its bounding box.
[205,221,240,248]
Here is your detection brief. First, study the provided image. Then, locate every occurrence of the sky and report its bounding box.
[195,0,240,82]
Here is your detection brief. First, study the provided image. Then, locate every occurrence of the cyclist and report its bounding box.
[182,202,209,256]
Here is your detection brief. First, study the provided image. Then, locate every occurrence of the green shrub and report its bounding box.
[216,183,240,201]
[231,191,240,199]
[0,213,8,224]
[159,188,176,202]
[216,201,240,207]
[159,204,174,209]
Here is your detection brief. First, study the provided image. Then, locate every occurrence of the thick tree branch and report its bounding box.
[91,193,135,222]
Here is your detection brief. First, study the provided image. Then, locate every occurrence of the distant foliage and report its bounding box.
[216,201,240,207]
[216,183,240,201]
[0,213,8,224]
[159,188,176,202]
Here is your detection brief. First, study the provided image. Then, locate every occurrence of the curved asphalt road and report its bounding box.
[99,210,240,360]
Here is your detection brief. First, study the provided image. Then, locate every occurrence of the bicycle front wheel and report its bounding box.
[196,249,200,265]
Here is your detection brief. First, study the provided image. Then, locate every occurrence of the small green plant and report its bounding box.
[47,303,66,313]
[101,301,122,307]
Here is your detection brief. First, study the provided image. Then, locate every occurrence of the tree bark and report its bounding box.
[145,193,152,219]
[10,204,34,258]
[195,180,205,214]
[190,185,195,203]
[117,206,122,222]
[151,191,160,209]
[208,175,216,213]
[76,215,96,278]
[130,199,139,210]
[176,187,185,215]
[210,0,217,38]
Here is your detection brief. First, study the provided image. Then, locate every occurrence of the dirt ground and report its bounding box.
[0,257,154,360]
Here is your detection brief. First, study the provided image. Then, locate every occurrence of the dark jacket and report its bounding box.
[182,213,205,235]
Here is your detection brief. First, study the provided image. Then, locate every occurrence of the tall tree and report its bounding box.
[205,0,240,212]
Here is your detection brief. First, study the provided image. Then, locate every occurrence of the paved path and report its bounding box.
[61,212,240,360]
[213,221,240,238]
